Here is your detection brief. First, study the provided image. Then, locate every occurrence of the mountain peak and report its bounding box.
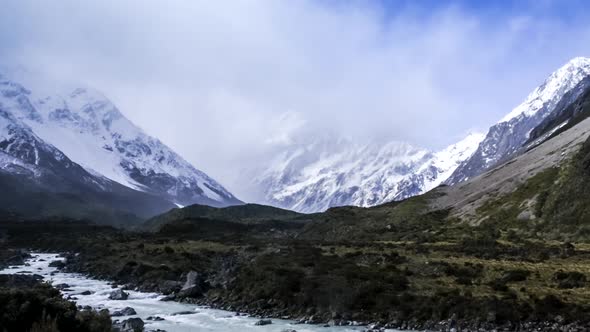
[500,57,590,123]
[447,57,590,186]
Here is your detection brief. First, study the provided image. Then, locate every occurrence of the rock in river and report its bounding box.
[54,283,70,290]
[119,317,144,332]
[109,289,129,300]
[255,319,272,326]
[112,307,137,317]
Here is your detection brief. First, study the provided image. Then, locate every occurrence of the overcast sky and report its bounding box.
[2,0,590,198]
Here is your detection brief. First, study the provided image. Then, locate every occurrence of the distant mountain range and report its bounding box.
[244,57,590,213]
[2,57,590,220]
[247,133,483,213]
[0,71,241,224]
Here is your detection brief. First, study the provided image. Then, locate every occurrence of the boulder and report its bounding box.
[49,260,66,269]
[159,280,182,295]
[112,307,137,317]
[172,311,197,316]
[54,283,70,290]
[121,318,144,332]
[254,319,272,326]
[177,271,207,298]
[79,290,93,295]
[146,316,165,321]
[109,289,130,300]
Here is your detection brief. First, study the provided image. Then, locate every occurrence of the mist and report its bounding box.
[2,0,590,199]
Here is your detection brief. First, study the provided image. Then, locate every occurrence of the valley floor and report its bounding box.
[3,220,590,331]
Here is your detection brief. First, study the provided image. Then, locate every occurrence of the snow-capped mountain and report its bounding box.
[0,98,179,224]
[447,57,590,185]
[250,132,483,213]
[0,71,241,209]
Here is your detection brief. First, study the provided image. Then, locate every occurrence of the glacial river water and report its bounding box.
[0,253,404,332]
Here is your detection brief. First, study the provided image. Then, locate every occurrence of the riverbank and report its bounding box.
[58,242,590,332]
[1,253,392,332]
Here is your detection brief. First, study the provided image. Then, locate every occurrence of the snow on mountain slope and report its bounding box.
[251,133,483,213]
[446,57,590,185]
[0,104,179,224]
[0,105,79,179]
[429,132,486,190]
[0,71,241,208]
[501,57,590,122]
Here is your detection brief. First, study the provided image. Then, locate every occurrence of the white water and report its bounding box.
[0,253,403,332]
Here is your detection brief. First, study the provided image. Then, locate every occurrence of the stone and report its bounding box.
[177,271,206,298]
[109,289,130,300]
[516,210,533,221]
[160,295,176,301]
[146,316,165,321]
[112,307,137,317]
[121,318,144,332]
[172,311,197,316]
[54,283,70,290]
[254,319,272,326]
[49,260,66,269]
[159,280,182,295]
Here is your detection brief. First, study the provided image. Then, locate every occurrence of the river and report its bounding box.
[1,253,403,332]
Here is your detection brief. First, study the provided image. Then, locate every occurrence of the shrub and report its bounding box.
[553,271,587,289]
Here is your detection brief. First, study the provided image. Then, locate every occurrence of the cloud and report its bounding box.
[2,0,590,199]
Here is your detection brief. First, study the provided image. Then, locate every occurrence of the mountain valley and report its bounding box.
[4,58,590,331]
